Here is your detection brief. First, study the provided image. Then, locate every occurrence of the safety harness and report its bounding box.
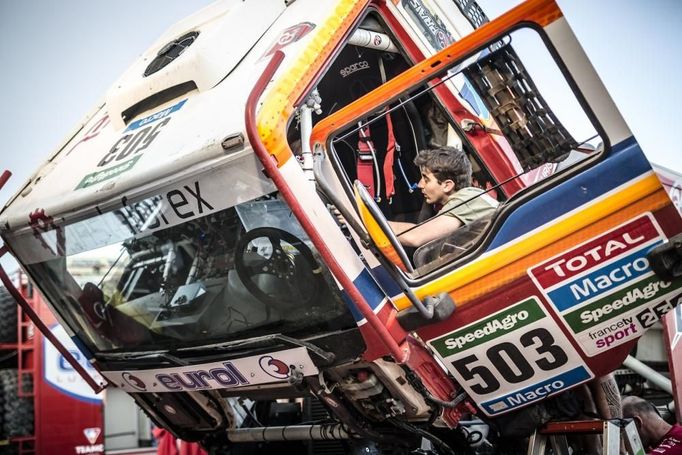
[356,56,398,203]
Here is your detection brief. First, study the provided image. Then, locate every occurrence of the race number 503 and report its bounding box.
[428,297,591,411]
[451,327,568,394]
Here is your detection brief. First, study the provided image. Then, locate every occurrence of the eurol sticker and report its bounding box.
[103,346,319,393]
[44,324,104,403]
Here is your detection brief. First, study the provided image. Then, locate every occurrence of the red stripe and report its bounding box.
[246,51,407,363]
[530,215,659,288]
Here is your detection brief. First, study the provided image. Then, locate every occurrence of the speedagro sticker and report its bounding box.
[428,297,592,416]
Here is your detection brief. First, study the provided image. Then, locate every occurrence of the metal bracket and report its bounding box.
[647,233,682,282]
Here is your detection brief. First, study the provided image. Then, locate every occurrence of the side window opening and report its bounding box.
[287,12,446,219]
[287,12,500,271]
[332,94,500,272]
[295,18,601,275]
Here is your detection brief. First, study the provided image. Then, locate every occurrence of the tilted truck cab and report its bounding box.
[1,0,681,452]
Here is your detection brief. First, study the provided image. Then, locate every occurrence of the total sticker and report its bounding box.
[428,297,592,416]
[529,213,682,356]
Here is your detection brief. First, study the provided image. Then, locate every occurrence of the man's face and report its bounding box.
[418,167,453,205]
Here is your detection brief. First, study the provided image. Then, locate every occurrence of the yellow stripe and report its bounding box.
[355,186,409,271]
[256,0,369,166]
[355,186,390,248]
[394,174,663,310]
[449,189,670,305]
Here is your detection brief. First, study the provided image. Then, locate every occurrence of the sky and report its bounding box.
[0,0,680,272]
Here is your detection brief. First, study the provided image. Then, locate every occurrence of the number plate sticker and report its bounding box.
[428,297,593,416]
[75,99,186,190]
[528,213,682,356]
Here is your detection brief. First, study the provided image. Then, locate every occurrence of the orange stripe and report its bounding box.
[354,183,409,271]
[310,0,562,148]
[379,245,408,272]
[257,0,369,167]
[449,189,671,306]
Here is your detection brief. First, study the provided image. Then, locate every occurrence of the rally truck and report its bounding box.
[1,0,681,453]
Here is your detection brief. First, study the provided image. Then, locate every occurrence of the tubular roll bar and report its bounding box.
[0,174,106,394]
[245,51,407,363]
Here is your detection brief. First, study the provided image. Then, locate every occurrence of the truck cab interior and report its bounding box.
[288,12,602,274]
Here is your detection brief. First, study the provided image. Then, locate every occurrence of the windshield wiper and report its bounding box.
[177,333,335,365]
[95,328,336,366]
[96,350,189,366]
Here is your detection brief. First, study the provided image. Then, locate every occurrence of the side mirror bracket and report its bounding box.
[647,233,682,282]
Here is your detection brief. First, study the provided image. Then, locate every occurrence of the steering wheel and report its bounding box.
[235,227,323,309]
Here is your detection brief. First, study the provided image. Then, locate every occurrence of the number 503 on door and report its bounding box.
[428,297,593,416]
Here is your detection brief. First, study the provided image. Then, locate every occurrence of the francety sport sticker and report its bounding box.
[102,346,318,393]
[528,213,682,357]
[428,297,592,416]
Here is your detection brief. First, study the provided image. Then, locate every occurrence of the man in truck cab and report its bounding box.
[388,145,498,248]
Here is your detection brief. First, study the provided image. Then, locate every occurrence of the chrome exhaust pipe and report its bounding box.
[227,424,351,442]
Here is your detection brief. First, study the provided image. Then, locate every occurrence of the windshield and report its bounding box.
[16,192,354,353]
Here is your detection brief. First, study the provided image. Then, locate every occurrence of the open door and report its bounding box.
[311,0,682,417]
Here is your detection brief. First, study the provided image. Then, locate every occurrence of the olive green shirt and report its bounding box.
[441,187,498,224]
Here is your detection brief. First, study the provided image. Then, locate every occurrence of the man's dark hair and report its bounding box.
[414,145,472,190]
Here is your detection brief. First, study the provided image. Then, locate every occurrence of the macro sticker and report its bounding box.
[529,213,682,356]
[428,297,592,416]
[124,98,187,132]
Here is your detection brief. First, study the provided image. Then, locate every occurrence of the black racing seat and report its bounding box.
[413,213,495,269]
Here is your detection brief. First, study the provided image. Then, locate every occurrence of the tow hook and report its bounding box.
[647,233,682,281]
[288,365,305,386]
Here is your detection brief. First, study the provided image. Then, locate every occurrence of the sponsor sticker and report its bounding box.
[428,297,592,416]
[44,325,104,403]
[83,427,101,444]
[125,99,186,132]
[401,0,454,50]
[529,213,682,356]
[261,22,315,60]
[340,60,370,78]
[482,366,591,415]
[102,346,318,393]
[76,155,142,189]
[75,99,185,190]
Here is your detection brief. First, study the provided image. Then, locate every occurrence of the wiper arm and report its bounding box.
[96,350,189,366]
[177,333,336,365]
